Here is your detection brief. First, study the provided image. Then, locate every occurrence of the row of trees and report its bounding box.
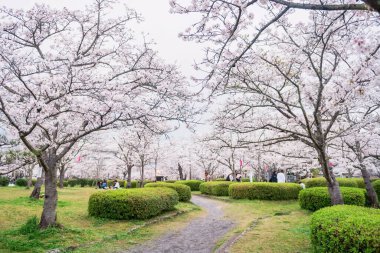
[172,0,380,207]
[0,0,195,228]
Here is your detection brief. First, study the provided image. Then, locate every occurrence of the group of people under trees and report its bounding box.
[223,170,286,183]
[269,170,286,183]
[96,179,120,190]
[225,173,243,182]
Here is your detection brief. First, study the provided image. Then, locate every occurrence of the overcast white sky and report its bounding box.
[1,0,203,77]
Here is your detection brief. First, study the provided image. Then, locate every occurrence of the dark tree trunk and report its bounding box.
[360,164,379,208]
[139,165,144,188]
[178,163,185,180]
[126,165,133,188]
[27,164,34,188]
[318,149,344,205]
[58,165,65,189]
[30,170,44,199]
[39,165,58,229]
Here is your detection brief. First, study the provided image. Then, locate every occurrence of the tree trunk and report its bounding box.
[139,165,144,188]
[360,164,379,208]
[126,165,133,188]
[318,149,344,205]
[178,163,184,180]
[58,166,65,189]
[27,164,35,188]
[30,170,44,199]
[39,165,58,229]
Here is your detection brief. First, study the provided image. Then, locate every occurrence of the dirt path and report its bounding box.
[124,195,235,253]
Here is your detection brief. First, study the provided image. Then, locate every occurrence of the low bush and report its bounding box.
[145,183,191,201]
[175,180,203,191]
[301,177,358,188]
[200,181,236,196]
[373,180,380,199]
[68,179,78,187]
[229,182,302,200]
[0,176,9,186]
[124,180,137,188]
[88,188,179,219]
[299,187,366,211]
[77,178,88,187]
[311,205,380,253]
[241,178,253,182]
[214,178,227,181]
[15,178,28,187]
[164,180,177,183]
[353,178,366,188]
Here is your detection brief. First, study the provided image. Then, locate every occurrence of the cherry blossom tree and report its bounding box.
[170,0,378,84]
[0,1,193,228]
[196,11,379,204]
[336,102,380,207]
[57,141,86,188]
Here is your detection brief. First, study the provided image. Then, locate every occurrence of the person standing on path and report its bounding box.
[277,170,286,183]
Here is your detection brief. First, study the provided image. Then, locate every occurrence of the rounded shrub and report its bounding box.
[145,182,191,201]
[215,178,227,181]
[0,176,10,186]
[15,178,28,187]
[229,182,302,200]
[125,180,137,188]
[164,180,177,183]
[373,180,380,199]
[175,180,203,191]
[311,205,380,253]
[353,178,366,188]
[200,181,236,196]
[68,179,78,187]
[299,187,366,211]
[241,178,253,182]
[88,188,179,220]
[301,177,358,188]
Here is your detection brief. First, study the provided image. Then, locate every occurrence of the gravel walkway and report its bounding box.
[124,195,235,253]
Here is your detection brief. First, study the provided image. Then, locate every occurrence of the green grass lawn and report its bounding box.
[1,187,313,253]
[193,193,313,253]
[0,186,201,253]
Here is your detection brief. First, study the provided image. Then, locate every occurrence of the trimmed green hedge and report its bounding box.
[299,187,366,211]
[119,180,150,188]
[145,183,191,201]
[175,180,203,191]
[88,188,179,220]
[229,182,302,200]
[200,181,236,196]
[311,205,380,253]
[301,177,359,188]
[15,178,28,187]
[0,177,9,186]
[164,180,177,183]
[373,180,380,199]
